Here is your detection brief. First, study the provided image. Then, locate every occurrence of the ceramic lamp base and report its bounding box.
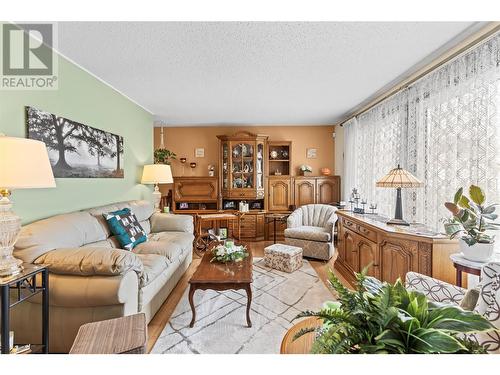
[0,195,23,278]
[152,184,162,212]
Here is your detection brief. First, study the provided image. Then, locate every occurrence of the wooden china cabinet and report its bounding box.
[217,131,268,241]
[217,131,268,201]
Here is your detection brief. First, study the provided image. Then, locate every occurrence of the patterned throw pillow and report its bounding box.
[103,208,147,250]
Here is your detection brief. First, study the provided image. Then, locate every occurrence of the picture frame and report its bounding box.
[218,227,228,240]
[306,148,317,159]
[195,148,205,158]
[223,200,236,209]
[26,106,124,178]
[179,202,189,209]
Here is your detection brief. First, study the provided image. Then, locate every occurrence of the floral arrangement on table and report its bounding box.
[299,164,312,176]
[294,268,494,354]
[211,242,249,263]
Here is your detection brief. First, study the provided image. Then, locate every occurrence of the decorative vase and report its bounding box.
[459,238,494,262]
[320,167,331,176]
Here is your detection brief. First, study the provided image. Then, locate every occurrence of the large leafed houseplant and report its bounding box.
[444,185,500,262]
[294,269,494,354]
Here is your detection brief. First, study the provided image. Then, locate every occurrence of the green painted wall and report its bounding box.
[0,50,154,224]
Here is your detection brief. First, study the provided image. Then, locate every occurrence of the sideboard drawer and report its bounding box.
[356,224,377,242]
[229,190,256,199]
[240,215,257,229]
[343,218,357,231]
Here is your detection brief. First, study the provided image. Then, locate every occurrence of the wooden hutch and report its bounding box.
[171,130,341,242]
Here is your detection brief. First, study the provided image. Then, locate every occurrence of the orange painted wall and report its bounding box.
[153,125,337,193]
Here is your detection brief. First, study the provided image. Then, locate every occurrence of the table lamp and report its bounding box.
[141,164,173,212]
[376,164,423,226]
[0,135,56,277]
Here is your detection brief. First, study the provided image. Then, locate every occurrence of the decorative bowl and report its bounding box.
[320,167,331,176]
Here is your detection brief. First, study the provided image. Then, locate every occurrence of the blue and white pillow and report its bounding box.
[103,208,147,250]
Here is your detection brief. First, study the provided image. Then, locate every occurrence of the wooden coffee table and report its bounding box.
[188,243,253,328]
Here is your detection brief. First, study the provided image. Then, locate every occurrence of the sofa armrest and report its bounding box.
[405,271,466,305]
[150,213,194,233]
[287,210,303,229]
[34,247,143,276]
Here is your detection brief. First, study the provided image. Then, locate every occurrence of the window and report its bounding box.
[344,33,500,231]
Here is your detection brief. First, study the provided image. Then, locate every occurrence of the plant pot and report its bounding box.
[301,171,311,176]
[459,238,494,262]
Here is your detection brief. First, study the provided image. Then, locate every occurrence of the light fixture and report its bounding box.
[141,164,173,212]
[0,135,56,277]
[376,164,423,226]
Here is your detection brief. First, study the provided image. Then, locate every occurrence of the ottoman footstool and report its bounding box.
[264,244,303,273]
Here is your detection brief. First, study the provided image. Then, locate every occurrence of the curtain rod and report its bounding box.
[339,22,500,127]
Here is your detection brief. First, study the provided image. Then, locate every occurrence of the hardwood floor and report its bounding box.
[146,240,351,353]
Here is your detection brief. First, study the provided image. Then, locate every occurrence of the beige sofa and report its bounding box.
[11,200,193,353]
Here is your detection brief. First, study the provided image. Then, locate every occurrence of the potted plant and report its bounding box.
[444,185,500,262]
[154,148,177,165]
[299,164,312,176]
[294,269,494,354]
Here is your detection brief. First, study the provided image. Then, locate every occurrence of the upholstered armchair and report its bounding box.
[406,262,500,353]
[284,204,338,260]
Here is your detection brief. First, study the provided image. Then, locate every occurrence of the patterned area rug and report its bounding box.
[151,258,334,354]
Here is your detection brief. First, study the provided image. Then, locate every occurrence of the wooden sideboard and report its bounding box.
[336,210,458,285]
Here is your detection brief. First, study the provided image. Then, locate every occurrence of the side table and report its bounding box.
[265,213,290,244]
[0,264,49,354]
[450,252,500,287]
[69,313,147,354]
[280,317,322,354]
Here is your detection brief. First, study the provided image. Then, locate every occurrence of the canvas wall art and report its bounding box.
[26,106,124,178]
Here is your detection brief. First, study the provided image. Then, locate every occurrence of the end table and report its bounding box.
[0,264,49,354]
[450,252,500,287]
[265,213,290,244]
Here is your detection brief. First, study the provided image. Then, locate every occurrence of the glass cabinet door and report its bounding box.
[222,142,229,190]
[231,142,254,189]
[256,142,264,190]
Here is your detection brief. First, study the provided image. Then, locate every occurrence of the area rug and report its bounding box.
[151,258,334,354]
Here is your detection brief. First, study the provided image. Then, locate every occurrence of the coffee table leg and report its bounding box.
[245,284,252,328]
[189,285,196,328]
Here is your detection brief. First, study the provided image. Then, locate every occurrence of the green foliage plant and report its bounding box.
[443,185,500,246]
[294,268,494,354]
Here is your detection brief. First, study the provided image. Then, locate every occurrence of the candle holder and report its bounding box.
[179,157,187,176]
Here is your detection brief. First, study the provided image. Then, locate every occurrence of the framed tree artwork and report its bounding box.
[26,106,124,178]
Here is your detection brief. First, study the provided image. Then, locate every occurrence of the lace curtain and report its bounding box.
[343,32,500,231]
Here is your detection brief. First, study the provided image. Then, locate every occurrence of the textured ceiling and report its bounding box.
[57,22,480,126]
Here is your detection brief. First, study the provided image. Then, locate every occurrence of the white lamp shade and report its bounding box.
[0,136,56,190]
[141,164,173,184]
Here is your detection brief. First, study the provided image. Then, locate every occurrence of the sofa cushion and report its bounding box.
[134,232,193,263]
[104,208,147,250]
[136,254,169,287]
[87,200,154,238]
[150,213,194,234]
[284,226,331,242]
[34,247,144,276]
[14,211,107,263]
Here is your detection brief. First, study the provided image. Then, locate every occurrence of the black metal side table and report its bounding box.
[265,213,290,244]
[1,264,49,354]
